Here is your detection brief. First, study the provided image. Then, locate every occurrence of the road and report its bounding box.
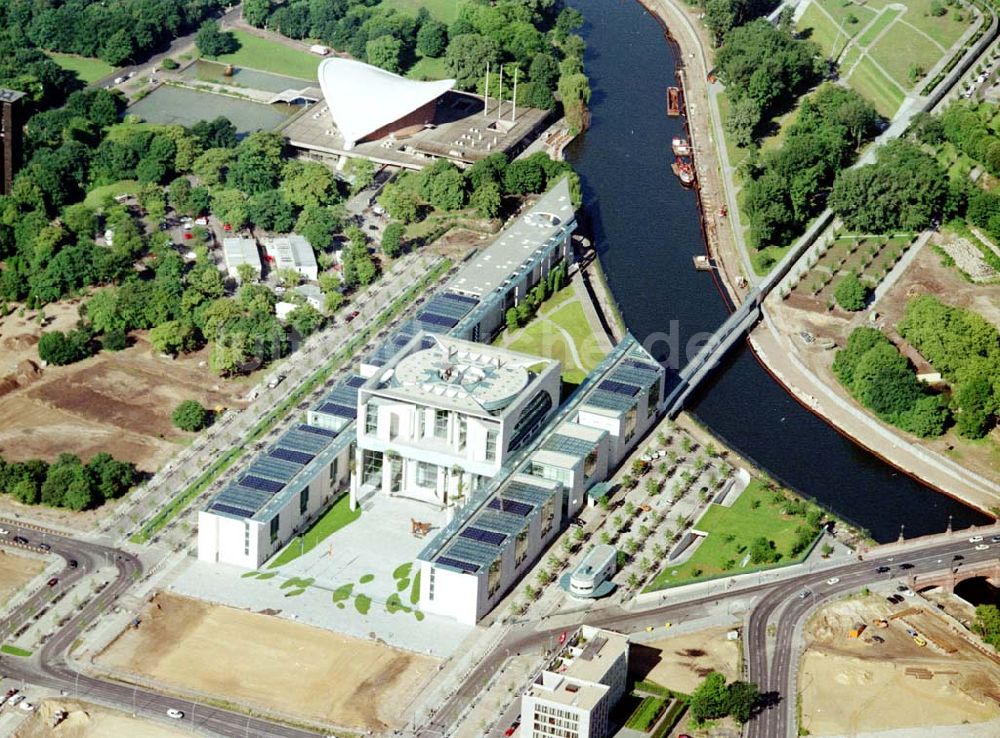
[0,521,320,737]
[746,530,1000,738]
[420,526,1000,738]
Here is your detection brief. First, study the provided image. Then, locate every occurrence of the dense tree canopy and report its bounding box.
[172,399,211,432]
[0,450,135,510]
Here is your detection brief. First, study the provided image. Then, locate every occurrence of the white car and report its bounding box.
[826,577,840,585]
[18,702,34,712]
[0,528,8,535]
[9,695,24,706]
[969,535,984,543]
[975,544,990,551]
[166,708,184,720]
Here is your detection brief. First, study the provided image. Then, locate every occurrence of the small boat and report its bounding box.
[672,136,692,156]
[667,86,681,116]
[672,157,695,187]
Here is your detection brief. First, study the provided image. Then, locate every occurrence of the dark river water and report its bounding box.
[564,0,990,541]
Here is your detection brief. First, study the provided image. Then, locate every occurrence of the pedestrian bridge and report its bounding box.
[663,287,763,417]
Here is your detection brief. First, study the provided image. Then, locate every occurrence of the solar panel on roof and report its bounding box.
[270,447,314,465]
[600,379,640,396]
[624,358,659,371]
[210,502,254,518]
[420,313,459,329]
[488,497,532,516]
[436,556,479,573]
[346,375,365,387]
[318,402,357,418]
[299,424,336,437]
[240,475,284,494]
[460,527,506,546]
[441,291,478,306]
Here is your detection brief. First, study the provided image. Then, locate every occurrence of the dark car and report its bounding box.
[46,577,58,587]
[12,536,28,545]
[68,560,78,569]
[38,542,50,551]
[875,565,891,573]
[345,310,360,322]
[899,562,914,569]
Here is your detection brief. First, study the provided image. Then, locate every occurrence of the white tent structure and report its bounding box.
[317,58,456,149]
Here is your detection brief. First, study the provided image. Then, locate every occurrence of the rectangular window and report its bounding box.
[329,457,338,483]
[487,559,502,597]
[365,403,378,434]
[417,462,437,488]
[434,409,449,439]
[485,428,498,462]
[269,515,280,544]
[428,568,435,600]
[299,486,309,515]
[244,522,250,555]
[584,448,598,479]
[647,377,661,417]
[514,530,529,566]
[458,416,467,450]
[362,449,382,486]
[624,405,637,442]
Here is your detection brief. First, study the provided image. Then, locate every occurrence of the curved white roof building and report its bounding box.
[317,58,455,149]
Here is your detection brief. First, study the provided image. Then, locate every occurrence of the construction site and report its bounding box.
[799,592,1000,736]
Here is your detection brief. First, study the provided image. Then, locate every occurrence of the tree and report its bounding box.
[295,205,343,250]
[748,536,780,564]
[689,672,730,722]
[38,329,93,365]
[416,20,448,58]
[725,681,761,723]
[558,72,591,134]
[172,400,210,432]
[249,190,295,232]
[344,158,375,195]
[381,222,405,258]
[834,272,868,311]
[62,203,97,238]
[379,184,420,224]
[471,180,502,218]
[726,97,760,148]
[287,303,323,337]
[196,21,239,58]
[367,35,402,74]
[228,132,285,195]
[445,34,501,90]
[973,604,1000,649]
[190,117,238,149]
[427,167,467,210]
[149,320,197,356]
[280,161,338,209]
[243,0,271,28]
[954,377,995,439]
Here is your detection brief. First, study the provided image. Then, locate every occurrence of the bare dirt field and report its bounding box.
[800,594,1000,736]
[771,241,1000,482]
[0,549,45,604]
[630,626,740,694]
[14,700,193,738]
[0,317,248,474]
[96,592,439,731]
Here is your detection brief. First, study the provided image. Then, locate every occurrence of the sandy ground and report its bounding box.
[630,626,740,694]
[96,592,439,731]
[0,549,45,605]
[14,700,193,738]
[771,241,1000,483]
[0,311,248,473]
[799,595,1000,736]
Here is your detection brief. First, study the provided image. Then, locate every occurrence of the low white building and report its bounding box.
[352,333,562,509]
[222,236,262,281]
[263,234,319,281]
[198,423,352,568]
[520,625,629,738]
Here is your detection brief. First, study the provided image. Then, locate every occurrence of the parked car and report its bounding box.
[826,577,840,585]
[12,536,27,545]
[969,535,984,543]
[166,708,184,719]
[975,544,990,551]
[875,565,891,574]
[991,535,1000,543]
[0,527,8,535]
[504,720,520,736]
[9,694,24,706]
[19,701,34,712]
[38,542,50,551]
[46,578,58,587]
[68,560,78,569]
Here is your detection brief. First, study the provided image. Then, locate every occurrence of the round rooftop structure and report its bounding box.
[393,344,531,412]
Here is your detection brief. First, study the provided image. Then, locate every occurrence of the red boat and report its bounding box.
[671,136,692,156]
[667,86,681,116]
[672,157,695,187]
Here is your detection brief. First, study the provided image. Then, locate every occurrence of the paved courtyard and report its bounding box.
[168,495,471,656]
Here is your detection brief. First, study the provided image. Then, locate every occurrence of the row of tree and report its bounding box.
[505,261,569,332]
[833,327,949,438]
[899,296,1000,439]
[2,0,224,67]
[742,83,879,254]
[0,452,136,511]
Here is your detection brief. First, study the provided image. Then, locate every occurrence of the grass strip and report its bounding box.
[1,644,32,657]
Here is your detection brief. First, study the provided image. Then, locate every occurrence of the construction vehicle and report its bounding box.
[849,623,867,638]
[913,635,927,647]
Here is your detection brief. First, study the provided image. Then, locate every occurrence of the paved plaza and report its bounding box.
[168,495,470,656]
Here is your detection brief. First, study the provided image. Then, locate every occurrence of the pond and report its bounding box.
[128,85,298,135]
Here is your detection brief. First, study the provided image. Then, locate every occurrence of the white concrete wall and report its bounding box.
[198,511,265,569]
[419,560,481,624]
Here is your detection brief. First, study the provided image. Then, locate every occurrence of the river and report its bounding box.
[564,0,990,541]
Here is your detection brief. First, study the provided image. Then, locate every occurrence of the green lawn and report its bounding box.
[857,7,902,48]
[625,697,667,732]
[845,55,904,118]
[46,51,116,84]
[645,479,823,591]
[0,644,32,658]
[867,22,943,90]
[381,0,458,24]
[212,30,322,81]
[798,1,875,59]
[505,286,606,384]
[268,495,360,568]
[83,180,140,210]
[406,55,448,81]
[901,0,973,49]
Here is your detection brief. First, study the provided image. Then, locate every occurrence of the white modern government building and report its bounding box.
[520,625,629,738]
[198,177,666,623]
